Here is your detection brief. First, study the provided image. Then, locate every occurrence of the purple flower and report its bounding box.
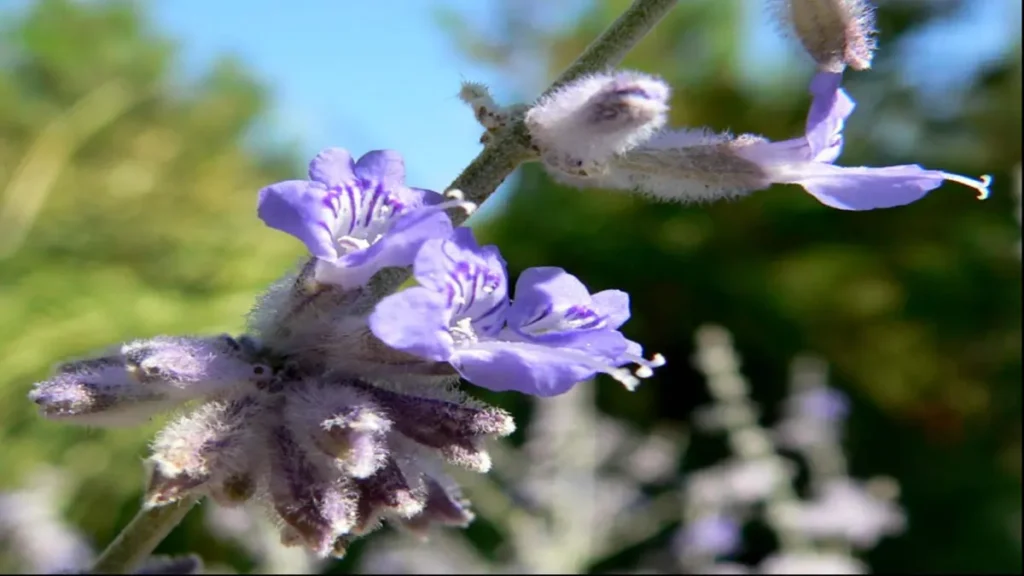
[676,514,742,558]
[368,228,664,397]
[606,72,992,210]
[257,148,466,289]
[796,387,850,422]
[736,72,992,210]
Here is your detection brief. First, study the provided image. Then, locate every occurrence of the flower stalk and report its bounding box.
[89,496,200,574]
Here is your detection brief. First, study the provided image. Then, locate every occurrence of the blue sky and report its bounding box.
[151,0,514,204]
[149,0,1017,215]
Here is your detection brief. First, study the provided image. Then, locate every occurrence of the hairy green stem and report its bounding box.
[89,497,200,574]
[91,0,678,569]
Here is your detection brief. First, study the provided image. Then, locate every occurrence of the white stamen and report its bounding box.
[612,367,641,391]
[942,172,992,200]
[625,352,666,380]
[458,339,664,393]
[449,317,478,347]
[440,189,478,215]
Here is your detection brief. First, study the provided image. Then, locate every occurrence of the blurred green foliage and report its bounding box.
[0,0,1019,573]
[0,0,304,567]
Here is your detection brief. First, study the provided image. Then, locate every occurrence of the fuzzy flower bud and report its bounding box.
[28,335,270,427]
[353,458,426,534]
[284,381,391,479]
[400,475,475,535]
[772,0,877,72]
[357,382,515,473]
[526,70,670,174]
[267,424,357,557]
[145,394,265,507]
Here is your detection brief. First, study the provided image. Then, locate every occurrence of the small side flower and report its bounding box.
[368,227,664,396]
[257,148,472,290]
[566,72,991,211]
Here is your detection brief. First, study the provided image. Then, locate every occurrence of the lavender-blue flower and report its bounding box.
[369,227,664,397]
[257,147,469,290]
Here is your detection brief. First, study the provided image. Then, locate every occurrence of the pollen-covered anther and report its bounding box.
[772,0,877,72]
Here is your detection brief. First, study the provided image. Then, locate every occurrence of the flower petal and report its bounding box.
[507,267,630,353]
[369,287,455,362]
[318,207,455,288]
[451,341,601,397]
[413,228,509,335]
[794,163,946,210]
[354,150,406,191]
[257,180,339,259]
[590,289,631,329]
[507,267,592,329]
[308,148,356,187]
[805,72,854,164]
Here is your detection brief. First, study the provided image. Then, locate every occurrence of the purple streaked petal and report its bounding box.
[589,289,631,329]
[450,341,604,397]
[369,287,455,362]
[805,72,854,164]
[792,163,959,210]
[318,207,455,288]
[354,150,406,190]
[257,180,339,259]
[509,267,591,319]
[507,268,631,354]
[408,187,446,207]
[308,148,356,187]
[412,228,509,334]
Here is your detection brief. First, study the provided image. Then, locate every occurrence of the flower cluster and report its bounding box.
[24,0,983,567]
[258,148,664,396]
[28,146,663,560]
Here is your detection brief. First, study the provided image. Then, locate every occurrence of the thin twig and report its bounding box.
[89,497,200,574]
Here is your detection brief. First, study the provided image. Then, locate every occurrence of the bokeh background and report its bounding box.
[0,0,1020,573]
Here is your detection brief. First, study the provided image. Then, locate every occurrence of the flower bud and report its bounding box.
[526,70,670,170]
[772,0,877,72]
[145,394,263,507]
[29,335,270,427]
